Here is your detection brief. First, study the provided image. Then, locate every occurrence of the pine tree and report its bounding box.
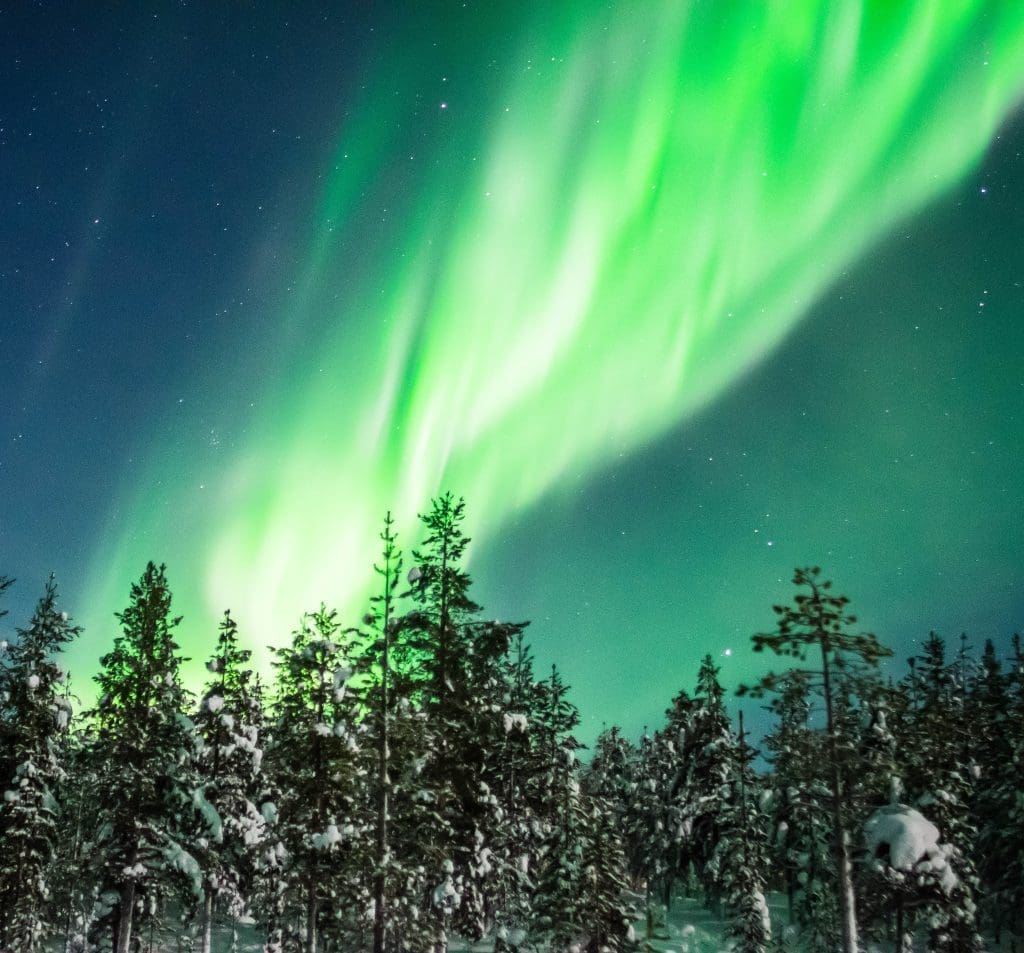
[87,562,199,953]
[0,576,80,951]
[193,611,266,953]
[741,567,892,953]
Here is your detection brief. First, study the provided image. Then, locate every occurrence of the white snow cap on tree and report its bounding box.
[864,805,960,893]
[503,712,528,733]
[865,806,940,869]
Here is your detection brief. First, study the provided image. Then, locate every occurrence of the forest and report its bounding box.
[0,494,1021,953]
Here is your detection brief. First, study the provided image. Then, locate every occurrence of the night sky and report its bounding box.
[2,2,1023,744]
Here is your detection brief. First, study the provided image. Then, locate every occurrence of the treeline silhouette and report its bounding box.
[0,494,1021,953]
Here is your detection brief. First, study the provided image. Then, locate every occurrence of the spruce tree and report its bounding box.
[618,728,672,909]
[991,633,1024,943]
[350,512,440,953]
[363,512,401,953]
[0,576,80,951]
[264,605,365,953]
[0,574,16,786]
[760,668,837,945]
[393,494,522,948]
[490,631,551,947]
[50,724,96,953]
[671,655,735,911]
[193,611,266,953]
[966,638,1015,940]
[897,633,984,951]
[531,679,636,953]
[709,712,771,953]
[88,562,199,953]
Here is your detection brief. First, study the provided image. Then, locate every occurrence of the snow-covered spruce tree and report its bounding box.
[356,511,403,953]
[531,677,636,953]
[49,721,95,953]
[0,576,80,951]
[577,791,639,953]
[192,611,266,953]
[862,804,982,953]
[585,725,636,827]
[247,672,291,953]
[0,574,16,784]
[759,668,838,945]
[87,562,200,953]
[740,567,892,953]
[706,712,771,953]
[613,728,671,907]
[393,494,524,949]
[988,632,1024,945]
[966,638,1018,942]
[488,630,554,948]
[264,605,365,953]
[657,687,698,903]
[900,634,978,853]
[669,654,736,913]
[895,633,984,951]
[347,511,444,953]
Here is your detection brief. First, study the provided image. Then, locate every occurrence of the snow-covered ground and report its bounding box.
[95,894,1022,953]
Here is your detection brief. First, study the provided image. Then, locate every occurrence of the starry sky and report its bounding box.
[2,2,1023,744]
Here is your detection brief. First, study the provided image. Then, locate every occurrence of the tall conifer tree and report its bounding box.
[0,577,80,951]
[742,567,892,953]
[89,562,199,953]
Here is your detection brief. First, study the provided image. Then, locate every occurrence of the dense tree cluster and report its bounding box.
[0,512,1021,953]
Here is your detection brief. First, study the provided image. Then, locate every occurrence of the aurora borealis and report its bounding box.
[3,2,1023,741]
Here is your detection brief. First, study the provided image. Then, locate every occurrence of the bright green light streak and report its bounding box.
[81,0,1024,685]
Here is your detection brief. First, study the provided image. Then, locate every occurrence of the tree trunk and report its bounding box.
[821,641,859,953]
[200,886,214,953]
[895,894,904,953]
[305,882,318,953]
[115,881,135,953]
[373,738,389,953]
[374,575,391,953]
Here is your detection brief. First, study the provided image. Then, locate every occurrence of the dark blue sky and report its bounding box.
[2,3,1022,742]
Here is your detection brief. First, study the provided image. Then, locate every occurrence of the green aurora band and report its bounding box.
[80,1,1024,684]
